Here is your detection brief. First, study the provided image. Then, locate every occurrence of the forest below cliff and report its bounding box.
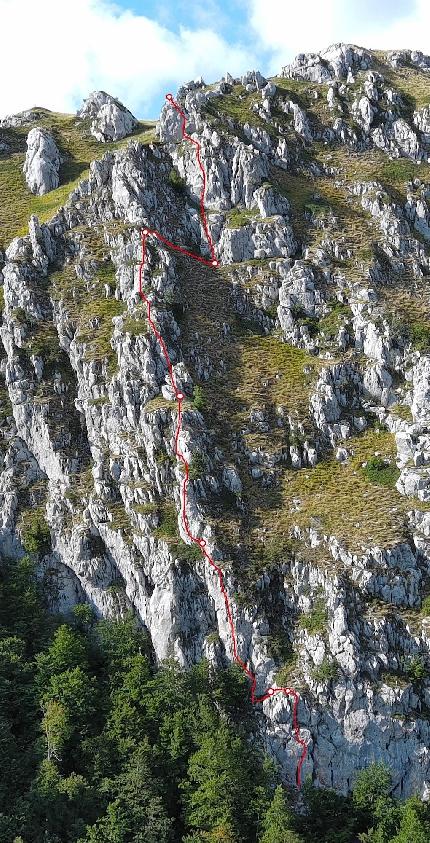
[1,556,430,843]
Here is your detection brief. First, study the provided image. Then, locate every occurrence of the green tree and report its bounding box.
[36,624,88,688]
[21,512,51,554]
[23,759,97,842]
[390,796,430,843]
[298,780,357,843]
[182,720,263,841]
[0,556,54,651]
[79,747,173,843]
[73,603,96,632]
[353,763,393,817]
[259,785,303,843]
[353,764,399,843]
[42,699,72,761]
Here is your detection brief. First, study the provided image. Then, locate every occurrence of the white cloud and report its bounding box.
[249,0,430,74]
[2,0,429,121]
[0,0,253,119]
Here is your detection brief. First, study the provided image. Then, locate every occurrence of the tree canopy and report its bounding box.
[1,556,429,843]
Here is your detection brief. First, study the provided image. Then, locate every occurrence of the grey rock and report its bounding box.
[78,91,137,142]
[282,43,371,83]
[23,127,60,195]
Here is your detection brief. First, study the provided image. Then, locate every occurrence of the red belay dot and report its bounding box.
[138,93,308,787]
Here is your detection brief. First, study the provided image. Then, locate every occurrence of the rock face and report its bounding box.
[78,90,137,142]
[4,49,430,798]
[23,127,60,195]
[0,108,44,129]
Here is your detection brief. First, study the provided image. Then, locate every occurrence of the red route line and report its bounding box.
[138,93,308,787]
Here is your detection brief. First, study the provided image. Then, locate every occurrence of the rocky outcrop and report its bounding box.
[282,43,371,83]
[0,108,42,129]
[23,127,60,195]
[78,90,137,142]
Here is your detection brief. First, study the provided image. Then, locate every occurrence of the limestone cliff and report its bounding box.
[2,44,430,796]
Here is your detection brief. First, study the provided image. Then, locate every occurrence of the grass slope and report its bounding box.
[0,108,155,249]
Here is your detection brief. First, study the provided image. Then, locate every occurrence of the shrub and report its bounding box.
[107,582,126,595]
[21,512,51,555]
[303,198,329,217]
[403,656,428,682]
[421,596,430,616]
[154,447,175,466]
[298,598,327,634]
[154,504,178,539]
[177,542,202,563]
[311,658,338,683]
[189,452,207,481]
[192,385,206,412]
[13,307,28,325]
[362,456,400,487]
[411,322,430,353]
[168,167,186,193]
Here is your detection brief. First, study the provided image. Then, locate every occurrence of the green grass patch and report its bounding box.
[226,207,258,229]
[133,502,158,516]
[0,380,13,421]
[77,296,125,370]
[391,403,413,423]
[206,86,259,126]
[107,502,133,537]
[380,158,421,184]
[275,654,298,687]
[23,322,73,381]
[318,302,351,339]
[303,198,330,217]
[230,332,320,418]
[48,244,128,377]
[65,467,94,506]
[255,428,424,553]
[154,503,178,539]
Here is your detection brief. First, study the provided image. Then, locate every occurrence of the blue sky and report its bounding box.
[118,0,250,43]
[0,0,429,120]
